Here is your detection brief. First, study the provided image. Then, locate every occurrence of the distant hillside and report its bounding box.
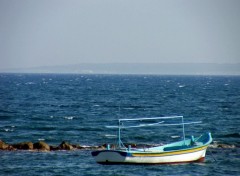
[1,63,240,75]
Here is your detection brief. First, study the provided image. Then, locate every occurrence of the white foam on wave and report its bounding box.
[178,85,185,88]
[25,82,36,85]
[64,116,74,120]
[104,134,117,138]
[171,135,180,139]
[4,128,14,132]
[81,145,91,148]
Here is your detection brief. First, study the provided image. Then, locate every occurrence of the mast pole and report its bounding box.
[182,116,186,144]
[118,119,121,148]
[118,105,121,148]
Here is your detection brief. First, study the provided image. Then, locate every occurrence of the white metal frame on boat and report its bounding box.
[106,116,202,149]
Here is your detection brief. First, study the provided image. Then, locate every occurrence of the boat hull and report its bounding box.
[92,146,208,164]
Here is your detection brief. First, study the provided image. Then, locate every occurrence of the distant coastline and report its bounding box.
[1,63,240,75]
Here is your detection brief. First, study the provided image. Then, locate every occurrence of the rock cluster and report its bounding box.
[1,139,237,151]
[0,140,102,151]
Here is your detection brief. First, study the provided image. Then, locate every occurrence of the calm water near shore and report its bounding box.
[0,73,239,175]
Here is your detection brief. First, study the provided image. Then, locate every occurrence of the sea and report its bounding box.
[0,73,239,176]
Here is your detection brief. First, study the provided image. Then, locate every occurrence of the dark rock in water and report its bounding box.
[0,140,9,150]
[12,142,33,150]
[98,145,105,149]
[72,144,85,149]
[98,143,110,150]
[50,145,59,151]
[97,143,117,150]
[59,141,74,150]
[33,141,50,151]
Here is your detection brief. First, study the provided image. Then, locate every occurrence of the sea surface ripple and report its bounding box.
[0,74,239,175]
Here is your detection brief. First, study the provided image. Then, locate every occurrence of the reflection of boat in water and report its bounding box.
[92,116,212,164]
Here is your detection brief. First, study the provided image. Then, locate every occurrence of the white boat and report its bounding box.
[92,116,212,164]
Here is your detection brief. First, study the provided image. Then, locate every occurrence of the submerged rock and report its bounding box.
[217,143,236,149]
[33,141,50,151]
[209,141,237,149]
[12,142,33,150]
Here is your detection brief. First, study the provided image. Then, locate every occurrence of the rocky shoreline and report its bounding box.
[0,140,105,151]
[0,140,238,152]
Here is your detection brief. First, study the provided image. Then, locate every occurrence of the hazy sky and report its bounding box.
[0,0,240,69]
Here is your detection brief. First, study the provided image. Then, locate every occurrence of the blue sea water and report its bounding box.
[0,73,239,175]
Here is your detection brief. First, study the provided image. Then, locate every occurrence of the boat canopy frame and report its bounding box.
[106,116,202,149]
